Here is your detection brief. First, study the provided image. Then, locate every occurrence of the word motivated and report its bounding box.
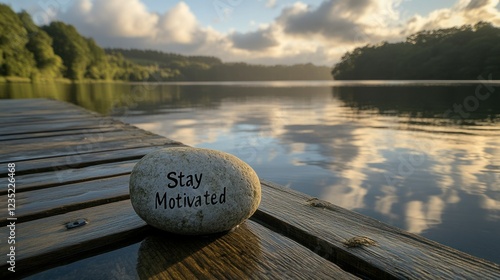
[6,163,16,273]
[155,188,226,209]
[156,171,227,209]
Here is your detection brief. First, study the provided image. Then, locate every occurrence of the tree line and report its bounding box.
[0,4,330,82]
[332,22,500,80]
[110,48,332,81]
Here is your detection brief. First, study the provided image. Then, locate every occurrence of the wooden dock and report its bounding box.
[1,98,499,279]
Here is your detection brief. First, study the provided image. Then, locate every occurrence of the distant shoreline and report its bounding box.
[3,78,500,86]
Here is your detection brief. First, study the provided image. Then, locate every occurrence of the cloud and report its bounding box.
[57,0,229,56]
[266,0,277,8]
[278,1,362,42]
[62,0,158,38]
[230,27,278,50]
[157,2,197,44]
[404,0,500,35]
[48,0,500,66]
[276,0,402,43]
[465,0,491,10]
[58,0,215,47]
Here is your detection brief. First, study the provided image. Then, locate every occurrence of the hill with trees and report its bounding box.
[0,4,168,82]
[332,22,500,80]
[109,48,332,81]
[0,4,330,82]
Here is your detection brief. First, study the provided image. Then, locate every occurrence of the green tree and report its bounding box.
[86,38,111,79]
[0,4,37,78]
[18,11,64,79]
[43,21,91,80]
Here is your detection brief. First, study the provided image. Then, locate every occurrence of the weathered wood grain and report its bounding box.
[0,175,131,224]
[0,98,98,117]
[255,180,500,279]
[0,99,114,136]
[0,160,137,195]
[0,118,118,136]
[0,134,175,163]
[1,128,162,148]
[0,126,120,141]
[1,116,93,127]
[0,200,148,278]
[0,113,114,127]
[133,220,359,280]
[0,200,358,279]
[0,144,179,177]
[0,112,95,125]
[0,98,66,110]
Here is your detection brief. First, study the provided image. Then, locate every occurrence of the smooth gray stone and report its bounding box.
[130,147,261,235]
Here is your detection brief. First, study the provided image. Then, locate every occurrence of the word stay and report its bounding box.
[167,171,203,189]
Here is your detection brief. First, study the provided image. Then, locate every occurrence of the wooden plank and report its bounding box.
[132,220,358,279]
[0,99,96,113]
[0,108,86,116]
[0,200,358,279]
[0,160,137,195]
[0,145,180,176]
[0,114,102,128]
[0,175,131,224]
[0,200,147,278]
[0,134,175,164]
[0,99,111,133]
[254,180,500,279]
[2,128,154,146]
[0,98,62,109]
[0,118,120,136]
[0,99,94,119]
[0,126,121,141]
[0,100,89,111]
[0,106,88,114]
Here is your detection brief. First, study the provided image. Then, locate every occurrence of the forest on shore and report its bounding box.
[0,4,330,82]
[332,22,500,80]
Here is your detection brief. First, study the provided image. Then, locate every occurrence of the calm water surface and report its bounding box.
[2,81,499,265]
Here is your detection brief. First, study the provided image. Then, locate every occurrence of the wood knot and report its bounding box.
[343,236,377,248]
[306,198,331,209]
[306,198,339,212]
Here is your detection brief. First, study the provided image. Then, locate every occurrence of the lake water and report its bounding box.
[2,81,499,264]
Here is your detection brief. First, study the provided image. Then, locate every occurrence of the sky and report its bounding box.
[3,0,500,66]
